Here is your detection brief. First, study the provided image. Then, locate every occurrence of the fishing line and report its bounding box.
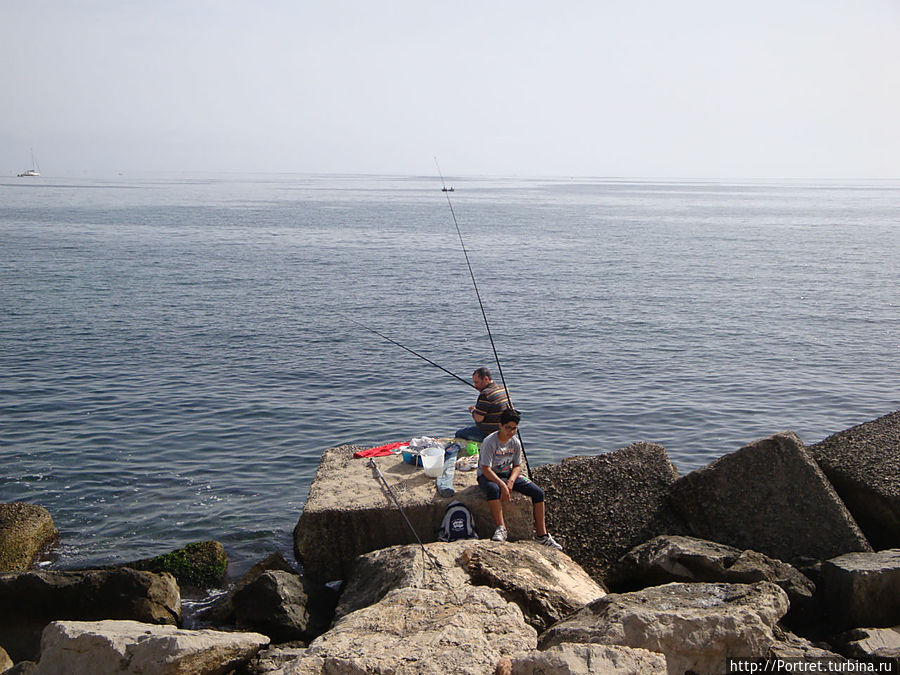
[343,315,476,389]
[434,158,529,466]
[368,457,462,596]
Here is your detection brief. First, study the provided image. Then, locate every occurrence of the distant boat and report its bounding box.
[441,186,454,192]
[18,150,40,177]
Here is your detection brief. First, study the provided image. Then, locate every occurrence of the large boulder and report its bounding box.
[294,444,536,583]
[0,568,180,663]
[0,504,58,572]
[669,432,871,563]
[608,535,816,628]
[809,410,900,550]
[336,540,606,633]
[539,581,789,675]
[530,442,685,580]
[231,571,311,644]
[506,643,667,674]
[821,549,900,630]
[192,551,298,627]
[274,586,536,674]
[32,620,269,675]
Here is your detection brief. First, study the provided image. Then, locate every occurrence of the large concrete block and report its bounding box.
[531,442,685,580]
[293,445,535,583]
[810,410,900,550]
[669,432,871,563]
[822,549,900,631]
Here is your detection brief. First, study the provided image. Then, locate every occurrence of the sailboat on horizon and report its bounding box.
[18,149,41,177]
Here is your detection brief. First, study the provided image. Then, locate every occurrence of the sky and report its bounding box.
[3,0,899,179]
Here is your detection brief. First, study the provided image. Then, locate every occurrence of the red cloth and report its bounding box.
[353,441,407,458]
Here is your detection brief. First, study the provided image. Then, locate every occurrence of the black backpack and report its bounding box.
[437,501,478,542]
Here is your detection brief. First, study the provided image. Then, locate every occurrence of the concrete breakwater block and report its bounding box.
[531,441,685,580]
[822,549,900,631]
[809,409,900,550]
[669,431,872,564]
[293,445,535,583]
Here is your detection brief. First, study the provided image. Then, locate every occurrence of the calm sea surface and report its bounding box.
[1,173,898,576]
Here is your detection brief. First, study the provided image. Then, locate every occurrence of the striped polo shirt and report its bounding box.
[475,381,510,434]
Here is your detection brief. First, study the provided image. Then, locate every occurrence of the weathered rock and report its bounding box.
[194,551,297,627]
[294,444,536,583]
[123,541,228,588]
[32,620,269,675]
[277,586,536,674]
[0,568,180,663]
[669,431,871,563]
[531,442,685,580]
[0,645,13,673]
[459,542,607,632]
[810,410,900,550]
[834,626,900,662]
[335,540,606,633]
[608,535,817,628]
[767,625,845,662]
[0,504,58,573]
[508,643,667,674]
[4,663,36,675]
[334,541,471,619]
[232,571,311,643]
[245,645,308,675]
[539,581,789,675]
[822,549,900,630]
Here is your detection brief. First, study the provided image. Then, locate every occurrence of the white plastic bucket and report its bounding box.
[421,446,444,478]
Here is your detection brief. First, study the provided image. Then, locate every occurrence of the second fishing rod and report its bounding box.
[435,159,530,467]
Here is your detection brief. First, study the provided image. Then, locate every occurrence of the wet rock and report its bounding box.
[669,431,871,563]
[32,620,268,675]
[531,442,685,580]
[294,444,535,583]
[231,571,311,644]
[272,586,536,674]
[123,541,228,589]
[822,549,900,630]
[508,643,667,674]
[539,581,789,675]
[0,503,58,573]
[810,410,900,550]
[0,645,13,672]
[0,568,180,663]
[194,550,297,627]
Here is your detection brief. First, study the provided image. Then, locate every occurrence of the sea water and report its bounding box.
[1,173,898,575]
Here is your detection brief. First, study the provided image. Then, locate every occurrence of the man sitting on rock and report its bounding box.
[477,408,562,550]
[455,366,510,442]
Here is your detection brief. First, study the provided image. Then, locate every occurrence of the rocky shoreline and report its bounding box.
[2,410,900,673]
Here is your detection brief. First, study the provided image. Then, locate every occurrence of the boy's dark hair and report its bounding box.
[500,408,520,425]
[473,366,492,379]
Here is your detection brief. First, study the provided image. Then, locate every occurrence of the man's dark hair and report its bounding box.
[500,408,520,425]
[473,367,492,380]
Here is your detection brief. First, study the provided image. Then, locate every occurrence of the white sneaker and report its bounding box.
[537,533,562,550]
[491,525,508,542]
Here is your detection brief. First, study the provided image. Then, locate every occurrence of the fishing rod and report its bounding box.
[434,158,529,465]
[344,315,476,390]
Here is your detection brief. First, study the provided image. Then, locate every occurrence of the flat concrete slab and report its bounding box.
[293,444,535,583]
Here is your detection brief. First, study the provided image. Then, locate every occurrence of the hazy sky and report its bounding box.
[3,1,899,178]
